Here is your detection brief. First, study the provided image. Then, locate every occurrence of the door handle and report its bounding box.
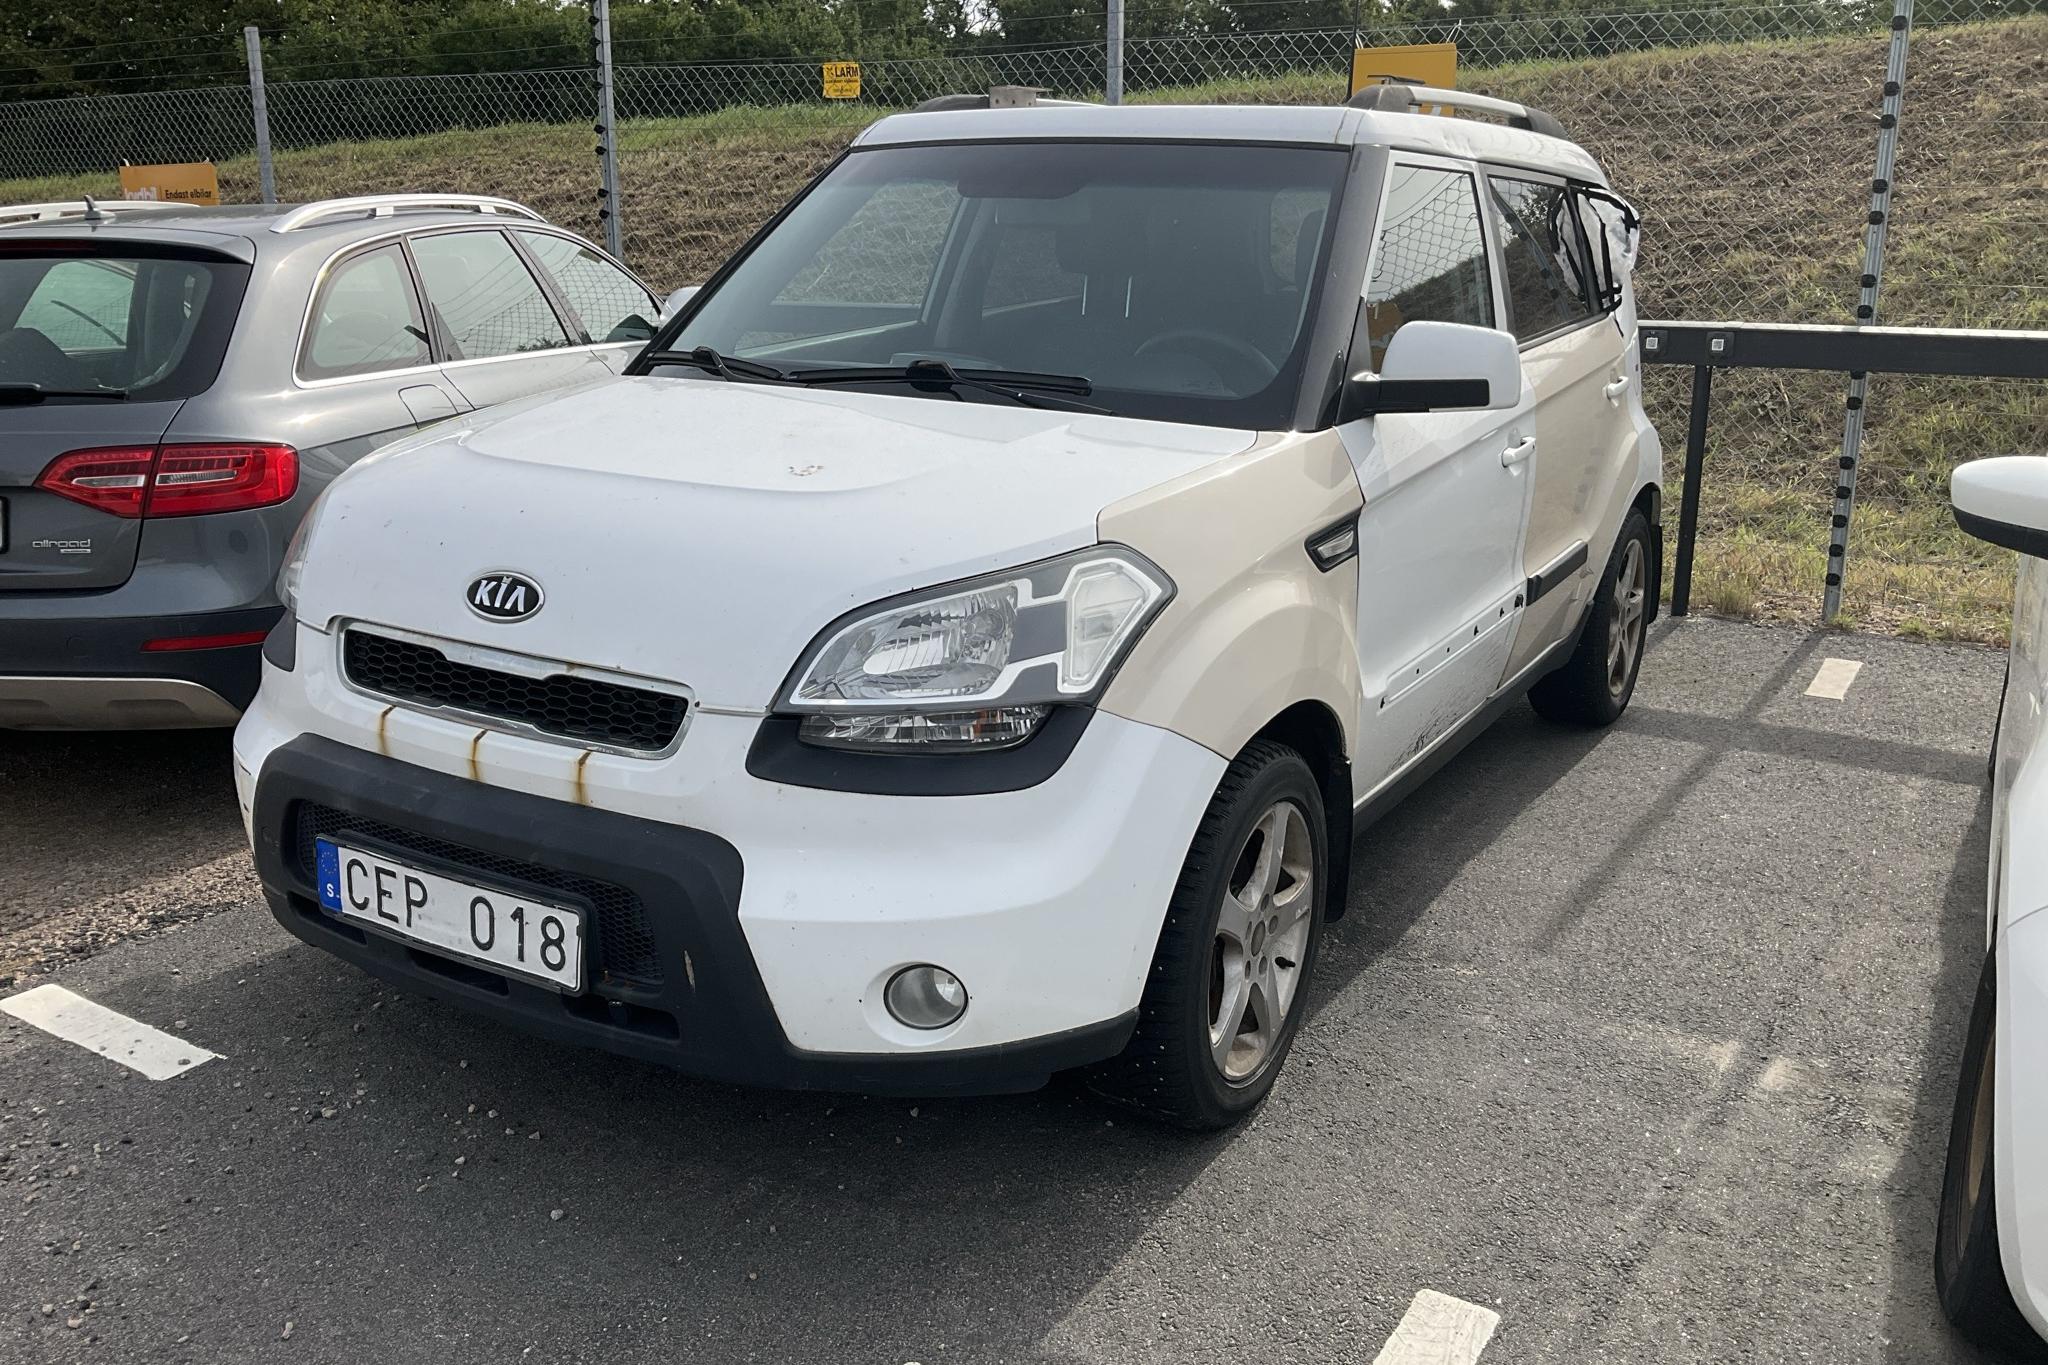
[1501,436,1537,468]
[1603,377,1631,402]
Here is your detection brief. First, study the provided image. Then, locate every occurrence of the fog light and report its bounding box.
[884,965,968,1030]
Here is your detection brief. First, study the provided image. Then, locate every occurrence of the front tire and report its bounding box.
[1936,951,2045,1357]
[1529,508,1652,727]
[1085,741,1326,1130]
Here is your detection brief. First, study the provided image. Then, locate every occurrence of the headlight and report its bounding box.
[275,486,333,617]
[276,517,311,614]
[779,545,1172,752]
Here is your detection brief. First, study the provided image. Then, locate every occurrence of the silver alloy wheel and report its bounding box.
[1208,800,1314,1083]
[1607,537,1648,699]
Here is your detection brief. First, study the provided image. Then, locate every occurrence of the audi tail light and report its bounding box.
[35,443,299,518]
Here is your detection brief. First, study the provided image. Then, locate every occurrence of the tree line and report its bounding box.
[0,0,1945,102]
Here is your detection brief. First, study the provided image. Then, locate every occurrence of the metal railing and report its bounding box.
[1647,321,2048,616]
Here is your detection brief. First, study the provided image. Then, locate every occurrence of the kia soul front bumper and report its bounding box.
[235,638,1226,1094]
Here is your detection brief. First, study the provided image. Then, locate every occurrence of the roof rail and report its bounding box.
[270,193,545,234]
[0,198,197,227]
[1346,82,1569,140]
[913,86,1099,113]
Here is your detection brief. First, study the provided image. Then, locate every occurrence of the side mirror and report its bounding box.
[1953,457,2048,559]
[1342,320,1522,421]
[661,284,700,320]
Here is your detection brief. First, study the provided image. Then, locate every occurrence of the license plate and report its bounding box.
[315,838,584,991]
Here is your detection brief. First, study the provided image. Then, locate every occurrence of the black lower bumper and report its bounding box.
[0,604,277,712]
[250,735,1134,1096]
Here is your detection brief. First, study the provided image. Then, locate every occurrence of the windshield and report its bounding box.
[659,140,1348,429]
[0,245,249,401]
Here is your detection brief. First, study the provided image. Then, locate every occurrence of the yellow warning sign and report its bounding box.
[822,61,861,100]
[1348,42,1457,97]
[117,162,220,206]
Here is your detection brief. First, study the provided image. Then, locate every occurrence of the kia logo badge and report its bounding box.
[466,571,544,622]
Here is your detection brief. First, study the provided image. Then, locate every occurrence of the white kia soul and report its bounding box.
[236,85,1662,1128]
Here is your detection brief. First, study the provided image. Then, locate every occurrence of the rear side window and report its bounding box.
[0,249,247,400]
[301,244,429,380]
[1572,188,1633,312]
[1487,175,1596,341]
[1361,165,1494,371]
[409,230,568,361]
[517,231,658,344]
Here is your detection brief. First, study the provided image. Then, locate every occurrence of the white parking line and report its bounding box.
[1372,1290,1501,1365]
[1805,657,1865,700]
[1,984,219,1080]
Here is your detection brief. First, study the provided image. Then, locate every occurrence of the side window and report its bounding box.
[1571,188,1633,312]
[409,231,569,361]
[17,259,135,354]
[301,245,430,380]
[517,231,659,344]
[1361,165,1493,371]
[1487,175,1596,341]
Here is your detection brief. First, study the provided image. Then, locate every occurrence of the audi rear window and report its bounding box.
[0,243,250,401]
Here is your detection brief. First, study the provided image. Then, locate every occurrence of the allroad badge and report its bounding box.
[466,571,544,622]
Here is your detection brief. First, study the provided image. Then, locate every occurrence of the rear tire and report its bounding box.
[1085,740,1326,1131]
[1936,951,2047,1357]
[1529,508,1652,727]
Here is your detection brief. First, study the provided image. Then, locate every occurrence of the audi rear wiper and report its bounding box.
[0,382,128,404]
[639,346,787,383]
[784,359,1111,415]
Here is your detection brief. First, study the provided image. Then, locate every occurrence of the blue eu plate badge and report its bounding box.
[315,839,343,914]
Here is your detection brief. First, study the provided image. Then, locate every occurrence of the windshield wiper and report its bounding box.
[639,346,787,383]
[0,382,128,404]
[784,360,1112,415]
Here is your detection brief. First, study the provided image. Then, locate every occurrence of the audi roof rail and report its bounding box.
[912,86,1100,113]
[0,197,198,227]
[1346,82,1569,140]
[270,193,546,234]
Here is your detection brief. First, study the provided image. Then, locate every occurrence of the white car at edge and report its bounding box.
[234,86,1661,1129]
[1940,456,2048,1351]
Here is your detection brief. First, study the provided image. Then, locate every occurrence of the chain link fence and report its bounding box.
[0,1,2041,632]
[0,3,2037,320]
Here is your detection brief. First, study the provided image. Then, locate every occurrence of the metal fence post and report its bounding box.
[243,26,277,205]
[1105,0,1124,104]
[589,0,624,259]
[1823,0,1913,623]
[1670,364,1714,617]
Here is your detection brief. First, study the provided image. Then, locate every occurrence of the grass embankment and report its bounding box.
[7,18,2043,640]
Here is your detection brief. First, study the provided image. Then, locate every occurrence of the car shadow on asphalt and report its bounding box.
[0,728,242,928]
[1311,616,1705,1003]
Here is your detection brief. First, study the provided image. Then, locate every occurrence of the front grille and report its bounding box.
[342,629,686,753]
[292,801,663,986]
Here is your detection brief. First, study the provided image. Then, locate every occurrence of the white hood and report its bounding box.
[297,376,1254,709]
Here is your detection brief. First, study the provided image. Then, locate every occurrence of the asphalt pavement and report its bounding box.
[0,617,2012,1364]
